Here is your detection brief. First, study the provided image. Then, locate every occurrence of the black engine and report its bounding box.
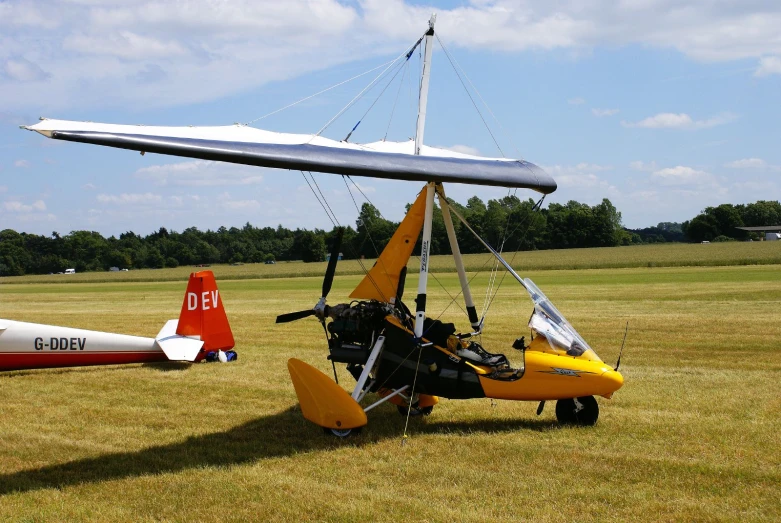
[326,300,396,364]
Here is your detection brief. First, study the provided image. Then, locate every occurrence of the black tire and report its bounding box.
[397,405,434,417]
[555,396,599,426]
[322,427,362,438]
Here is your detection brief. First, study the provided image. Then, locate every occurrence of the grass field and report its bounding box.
[1,259,780,521]
[3,240,780,285]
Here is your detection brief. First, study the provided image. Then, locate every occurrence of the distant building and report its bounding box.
[326,253,344,261]
[736,226,781,241]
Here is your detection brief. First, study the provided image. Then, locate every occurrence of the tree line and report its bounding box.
[624,200,781,244]
[1,197,778,276]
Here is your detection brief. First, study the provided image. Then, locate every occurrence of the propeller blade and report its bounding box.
[276,309,317,323]
[396,266,407,303]
[322,227,344,299]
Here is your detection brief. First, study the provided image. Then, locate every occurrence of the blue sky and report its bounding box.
[1,0,779,236]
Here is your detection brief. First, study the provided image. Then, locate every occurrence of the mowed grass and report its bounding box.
[3,240,780,285]
[0,263,780,521]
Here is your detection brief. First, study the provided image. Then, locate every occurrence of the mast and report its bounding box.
[414,14,436,156]
[413,13,436,339]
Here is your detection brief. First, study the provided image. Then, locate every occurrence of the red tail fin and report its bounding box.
[176,271,235,354]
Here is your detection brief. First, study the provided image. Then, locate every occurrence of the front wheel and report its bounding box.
[322,427,362,438]
[555,396,599,426]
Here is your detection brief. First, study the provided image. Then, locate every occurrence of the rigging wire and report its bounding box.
[309,171,341,227]
[480,195,547,320]
[435,34,527,161]
[301,170,399,318]
[300,171,338,227]
[245,58,399,126]
[401,346,424,445]
[342,175,397,300]
[384,61,409,141]
[314,31,426,139]
[344,54,411,142]
[345,178,488,328]
[434,34,505,158]
[481,188,518,322]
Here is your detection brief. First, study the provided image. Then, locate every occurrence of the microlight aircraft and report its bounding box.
[22,16,623,435]
[0,271,234,371]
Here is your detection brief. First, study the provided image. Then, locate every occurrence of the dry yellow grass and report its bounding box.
[0,264,779,521]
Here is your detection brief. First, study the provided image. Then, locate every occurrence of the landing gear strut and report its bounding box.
[555,395,599,426]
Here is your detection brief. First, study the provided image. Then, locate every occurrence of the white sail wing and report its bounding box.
[24,119,556,193]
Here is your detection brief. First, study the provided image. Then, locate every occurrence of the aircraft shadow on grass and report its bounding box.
[0,405,555,496]
[3,362,193,379]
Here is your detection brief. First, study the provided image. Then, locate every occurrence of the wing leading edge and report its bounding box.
[24,120,557,194]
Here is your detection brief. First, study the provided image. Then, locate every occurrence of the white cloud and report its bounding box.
[0,3,60,29]
[224,199,261,211]
[96,192,163,204]
[82,183,97,190]
[4,1,780,111]
[543,163,616,192]
[14,159,31,168]
[63,31,188,61]
[755,56,781,77]
[135,160,264,186]
[3,199,47,212]
[216,192,261,211]
[629,160,658,172]
[651,166,714,185]
[3,57,50,82]
[622,112,737,130]
[568,97,585,105]
[725,158,766,169]
[0,186,7,193]
[545,162,613,174]
[592,108,619,117]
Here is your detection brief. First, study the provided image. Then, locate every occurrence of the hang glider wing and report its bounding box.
[23,119,557,194]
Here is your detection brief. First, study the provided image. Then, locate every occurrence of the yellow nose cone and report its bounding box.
[599,369,624,398]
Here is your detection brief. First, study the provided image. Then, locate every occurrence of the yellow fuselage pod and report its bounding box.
[478,351,623,401]
[288,358,367,430]
[381,315,622,402]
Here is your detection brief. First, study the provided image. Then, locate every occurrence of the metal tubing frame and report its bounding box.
[363,385,410,413]
[447,201,529,292]
[437,184,480,330]
[414,14,436,156]
[414,182,436,338]
[351,335,385,400]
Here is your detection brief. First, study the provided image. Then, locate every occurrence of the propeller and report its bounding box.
[395,266,407,304]
[275,309,317,323]
[322,227,343,299]
[275,227,344,324]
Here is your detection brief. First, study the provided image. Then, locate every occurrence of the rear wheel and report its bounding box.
[555,396,599,426]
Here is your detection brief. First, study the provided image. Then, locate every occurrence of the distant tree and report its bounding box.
[684,214,720,243]
[292,230,326,262]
